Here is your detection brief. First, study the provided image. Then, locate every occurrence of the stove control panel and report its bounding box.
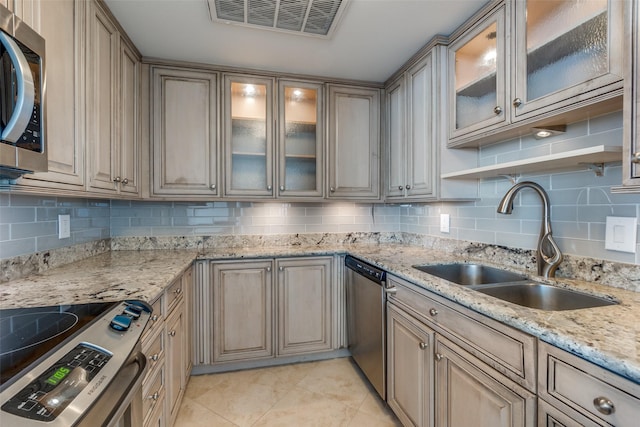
[1,344,112,421]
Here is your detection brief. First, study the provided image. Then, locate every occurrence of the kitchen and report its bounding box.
[1,0,640,426]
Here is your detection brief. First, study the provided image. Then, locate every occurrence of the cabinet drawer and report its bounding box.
[388,274,536,391]
[143,295,164,339]
[539,342,640,427]
[142,364,165,423]
[538,399,602,427]
[142,328,165,382]
[166,276,184,313]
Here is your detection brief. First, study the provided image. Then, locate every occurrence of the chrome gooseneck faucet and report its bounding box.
[497,181,563,278]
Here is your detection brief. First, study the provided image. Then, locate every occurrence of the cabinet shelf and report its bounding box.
[527,12,607,76]
[232,151,266,157]
[442,145,622,180]
[456,72,496,98]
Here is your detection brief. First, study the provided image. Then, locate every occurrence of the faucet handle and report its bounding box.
[540,232,563,278]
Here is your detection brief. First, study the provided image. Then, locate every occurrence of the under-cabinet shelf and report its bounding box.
[442,145,622,180]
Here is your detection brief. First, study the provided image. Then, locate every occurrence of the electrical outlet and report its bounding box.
[58,215,71,239]
[440,214,450,233]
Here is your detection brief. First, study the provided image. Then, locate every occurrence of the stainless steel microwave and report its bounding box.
[0,4,46,180]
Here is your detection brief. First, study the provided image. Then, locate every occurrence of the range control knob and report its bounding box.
[110,314,133,331]
[123,307,141,319]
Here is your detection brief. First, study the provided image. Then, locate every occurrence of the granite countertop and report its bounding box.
[2,243,639,385]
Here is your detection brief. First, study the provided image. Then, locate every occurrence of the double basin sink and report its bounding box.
[413,263,616,311]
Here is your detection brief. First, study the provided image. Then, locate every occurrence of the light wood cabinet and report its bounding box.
[447,0,624,148]
[8,0,40,33]
[387,302,434,427]
[538,341,640,427]
[434,336,535,427]
[20,0,85,191]
[166,298,186,426]
[276,257,333,355]
[621,0,640,192]
[212,260,274,362]
[151,66,219,197]
[223,74,275,197]
[385,53,437,201]
[277,80,324,198]
[86,0,140,196]
[327,84,381,200]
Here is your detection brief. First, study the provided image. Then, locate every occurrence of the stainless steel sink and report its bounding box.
[475,282,617,311]
[413,263,527,286]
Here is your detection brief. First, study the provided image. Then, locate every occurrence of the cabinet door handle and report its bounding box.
[493,106,502,115]
[593,397,615,415]
[405,184,411,190]
[267,184,272,191]
[113,176,121,183]
[149,353,159,362]
[330,187,335,193]
[279,266,284,271]
[174,287,182,295]
[398,186,403,191]
[429,308,438,317]
[435,353,443,361]
[168,330,176,337]
[632,152,640,164]
[121,178,129,185]
[419,342,428,350]
[210,184,217,190]
[267,267,271,272]
[384,287,397,294]
[147,392,160,401]
[279,185,285,191]
[512,98,522,108]
[151,314,159,322]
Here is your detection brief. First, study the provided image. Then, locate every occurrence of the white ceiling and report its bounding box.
[104,0,489,83]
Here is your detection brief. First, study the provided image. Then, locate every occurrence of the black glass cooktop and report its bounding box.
[0,303,117,389]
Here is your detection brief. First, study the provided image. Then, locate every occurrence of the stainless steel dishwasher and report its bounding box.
[345,255,394,400]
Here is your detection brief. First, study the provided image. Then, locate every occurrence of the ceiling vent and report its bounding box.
[207,0,350,38]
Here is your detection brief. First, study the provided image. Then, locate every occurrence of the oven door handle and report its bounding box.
[76,350,147,427]
[0,31,35,143]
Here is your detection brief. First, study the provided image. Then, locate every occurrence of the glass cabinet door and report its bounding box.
[448,6,507,140]
[224,75,274,197]
[512,0,623,118]
[277,80,323,198]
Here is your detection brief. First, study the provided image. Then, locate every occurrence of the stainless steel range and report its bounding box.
[0,300,151,426]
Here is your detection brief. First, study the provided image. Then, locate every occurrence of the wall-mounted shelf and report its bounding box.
[441,145,622,180]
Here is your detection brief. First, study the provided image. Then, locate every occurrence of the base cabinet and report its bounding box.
[434,337,535,427]
[387,303,434,427]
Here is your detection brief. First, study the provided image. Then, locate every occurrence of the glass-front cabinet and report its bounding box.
[224,74,274,197]
[448,5,507,140]
[512,0,623,119]
[277,80,323,198]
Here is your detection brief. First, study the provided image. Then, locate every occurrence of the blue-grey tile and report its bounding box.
[589,111,623,134]
[0,194,9,206]
[476,218,520,233]
[10,194,57,207]
[0,238,36,259]
[495,232,537,251]
[0,207,36,224]
[12,221,57,239]
[0,224,9,240]
[577,205,637,223]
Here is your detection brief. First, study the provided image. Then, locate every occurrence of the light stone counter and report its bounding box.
[1,242,639,386]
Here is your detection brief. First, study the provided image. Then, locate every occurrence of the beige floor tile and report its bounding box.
[296,358,371,409]
[174,396,238,427]
[253,386,358,427]
[348,410,403,427]
[358,393,398,422]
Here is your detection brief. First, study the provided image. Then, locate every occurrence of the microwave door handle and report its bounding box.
[0,31,35,143]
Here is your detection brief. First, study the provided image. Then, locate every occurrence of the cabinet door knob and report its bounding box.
[405,185,411,190]
[384,287,397,294]
[113,176,121,183]
[267,267,271,272]
[512,98,522,107]
[493,106,502,115]
[435,353,443,361]
[398,186,403,191]
[174,287,182,294]
[280,185,285,191]
[632,152,640,164]
[267,184,272,191]
[429,308,438,317]
[168,330,176,337]
[151,314,158,322]
[121,178,129,185]
[150,353,159,362]
[419,342,428,350]
[210,184,217,190]
[330,187,335,192]
[147,392,159,401]
[279,266,284,271]
[593,397,615,415]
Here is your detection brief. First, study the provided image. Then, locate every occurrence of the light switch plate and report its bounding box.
[440,214,450,233]
[58,215,71,239]
[605,216,637,253]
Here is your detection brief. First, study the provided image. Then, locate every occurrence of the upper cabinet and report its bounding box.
[448,4,508,141]
[151,66,219,197]
[277,80,324,198]
[620,0,640,193]
[7,0,40,33]
[386,52,437,201]
[223,74,275,198]
[86,0,141,196]
[327,84,381,200]
[448,0,624,148]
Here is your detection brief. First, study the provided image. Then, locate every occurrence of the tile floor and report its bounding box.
[175,357,402,427]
